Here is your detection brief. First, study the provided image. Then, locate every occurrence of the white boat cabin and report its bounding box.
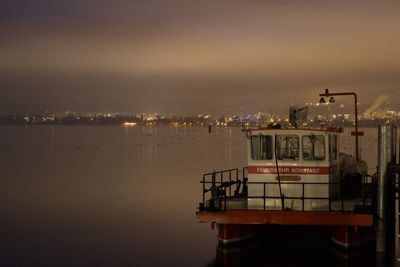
[246,127,343,211]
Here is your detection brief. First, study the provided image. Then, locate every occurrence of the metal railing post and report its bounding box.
[224,190,227,211]
[341,190,344,213]
[302,183,305,211]
[202,174,205,205]
[263,183,266,211]
[328,191,331,211]
[229,171,232,197]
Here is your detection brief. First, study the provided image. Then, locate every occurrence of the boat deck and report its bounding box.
[198,168,376,227]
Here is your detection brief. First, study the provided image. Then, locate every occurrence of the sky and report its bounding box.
[1,0,400,114]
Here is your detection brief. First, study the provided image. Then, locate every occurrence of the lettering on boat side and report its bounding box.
[248,166,329,175]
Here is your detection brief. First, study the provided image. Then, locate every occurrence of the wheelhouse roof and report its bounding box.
[246,126,343,134]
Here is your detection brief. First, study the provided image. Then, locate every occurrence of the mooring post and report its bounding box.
[377,125,393,253]
[389,127,396,163]
[398,127,400,256]
[387,127,397,258]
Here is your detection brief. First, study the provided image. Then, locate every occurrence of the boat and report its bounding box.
[196,91,378,249]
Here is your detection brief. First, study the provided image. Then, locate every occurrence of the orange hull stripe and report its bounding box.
[196,210,373,226]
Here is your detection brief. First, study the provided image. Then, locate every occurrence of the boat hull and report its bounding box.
[216,223,374,249]
[218,224,259,245]
[331,225,375,249]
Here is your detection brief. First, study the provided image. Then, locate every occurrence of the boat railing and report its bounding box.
[201,168,247,206]
[199,168,377,214]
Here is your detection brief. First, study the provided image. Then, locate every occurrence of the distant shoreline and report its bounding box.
[0,120,398,127]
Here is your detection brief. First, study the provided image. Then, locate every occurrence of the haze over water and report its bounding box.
[0,126,245,266]
[2,1,400,114]
[0,125,391,266]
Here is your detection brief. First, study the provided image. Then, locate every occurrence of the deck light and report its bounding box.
[318,89,360,161]
[319,97,326,104]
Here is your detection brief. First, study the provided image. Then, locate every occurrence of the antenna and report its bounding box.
[289,106,308,128]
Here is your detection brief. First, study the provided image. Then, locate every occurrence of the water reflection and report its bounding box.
[0,125,241,266]
[211,226,393,267]
[0,126,396,266]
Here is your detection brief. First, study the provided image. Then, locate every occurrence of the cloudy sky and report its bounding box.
[1,0,400,114]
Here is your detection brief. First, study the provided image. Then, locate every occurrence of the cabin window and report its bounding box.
[251,135,273,160]
[302,135,325,160]
[276,135,299,160]
[329,135,338,160]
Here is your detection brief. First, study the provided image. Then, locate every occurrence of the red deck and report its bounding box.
[196,210,373,226]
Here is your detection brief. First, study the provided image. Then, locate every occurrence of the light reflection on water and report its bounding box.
[0,125,243,266]
[0,126,396,266]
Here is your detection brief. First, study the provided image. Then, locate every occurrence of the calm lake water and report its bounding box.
[0,125,396,266]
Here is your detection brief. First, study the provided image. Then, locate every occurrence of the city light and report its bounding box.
[122,122,137,127]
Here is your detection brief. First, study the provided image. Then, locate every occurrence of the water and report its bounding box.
[0,126,395,266]
[0,126,246,266]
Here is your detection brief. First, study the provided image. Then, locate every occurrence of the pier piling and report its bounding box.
[376,126,397,253]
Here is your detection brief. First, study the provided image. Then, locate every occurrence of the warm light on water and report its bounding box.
[0,126,397,266]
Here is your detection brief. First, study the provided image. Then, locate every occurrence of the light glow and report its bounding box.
[123,122,137,127]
